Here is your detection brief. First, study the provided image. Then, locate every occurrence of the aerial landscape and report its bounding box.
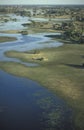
[0,0,84,130]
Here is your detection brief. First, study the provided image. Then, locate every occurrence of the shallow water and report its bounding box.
[0,70,74,130]
[0,13,71,31]
[0,14,28,30]
[0,33,63,66]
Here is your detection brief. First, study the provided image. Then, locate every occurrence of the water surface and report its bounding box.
[0,70,74,130]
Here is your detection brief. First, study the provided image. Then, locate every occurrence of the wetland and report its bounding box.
[0,4,84,130]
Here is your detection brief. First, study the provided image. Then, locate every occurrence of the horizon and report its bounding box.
[0,0,84,5]
[0,4,84,6]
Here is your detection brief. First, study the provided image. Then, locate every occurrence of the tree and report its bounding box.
[63,21,84,43]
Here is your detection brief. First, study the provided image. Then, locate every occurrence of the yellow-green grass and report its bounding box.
[28,27,58,34]
[0,28,61,34]
[0,30,19,34]
[0,44,84,129]
[0,36,17,43]
[31,14,70,19]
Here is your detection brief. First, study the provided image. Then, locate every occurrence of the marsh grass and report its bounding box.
[0,44,84,129]
[0,30,19,34]
[0,36,17,43]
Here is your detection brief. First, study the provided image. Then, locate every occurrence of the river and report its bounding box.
[0,14,74,130]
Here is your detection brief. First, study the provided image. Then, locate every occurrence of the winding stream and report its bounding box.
[0,14,74,130]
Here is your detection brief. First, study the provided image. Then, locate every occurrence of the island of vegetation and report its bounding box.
[0,36,17,43]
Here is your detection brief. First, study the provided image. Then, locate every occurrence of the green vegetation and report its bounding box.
[0,44,84,129]
[36,96,63,129]
[0,36,17,43]
[0,30,19,34]
[19,30,28,35]
[62,21,84,43]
